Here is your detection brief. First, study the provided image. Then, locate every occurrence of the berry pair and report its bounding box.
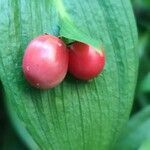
[22,34,105,89]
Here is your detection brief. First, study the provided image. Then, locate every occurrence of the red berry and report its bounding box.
[22,34,68,89]
[68,42,105,80]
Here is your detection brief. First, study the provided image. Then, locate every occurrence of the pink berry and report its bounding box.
[68,42,105,80]
[22,34,68,89]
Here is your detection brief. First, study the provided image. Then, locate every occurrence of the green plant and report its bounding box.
[0,0,138,149]
[115,106,150,150]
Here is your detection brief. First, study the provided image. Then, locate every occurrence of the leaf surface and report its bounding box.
[115,106,150,150]
[0,0,138,149]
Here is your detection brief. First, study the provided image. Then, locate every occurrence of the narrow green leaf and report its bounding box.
[139,139,150,150]
[115,106,150,150]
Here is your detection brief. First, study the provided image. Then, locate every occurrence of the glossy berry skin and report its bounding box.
[22,34,68,89]
[68,42,105,80]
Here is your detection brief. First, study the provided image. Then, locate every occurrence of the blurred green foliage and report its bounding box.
[132,0,150,112]
[115,106,150,150]
[115,0,150,149]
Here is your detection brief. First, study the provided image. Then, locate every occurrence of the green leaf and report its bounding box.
[140,73,150,93]
[138,139,150,150]
[132,0,150,9]
[0,0,138,149]
[115,106,150,150]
